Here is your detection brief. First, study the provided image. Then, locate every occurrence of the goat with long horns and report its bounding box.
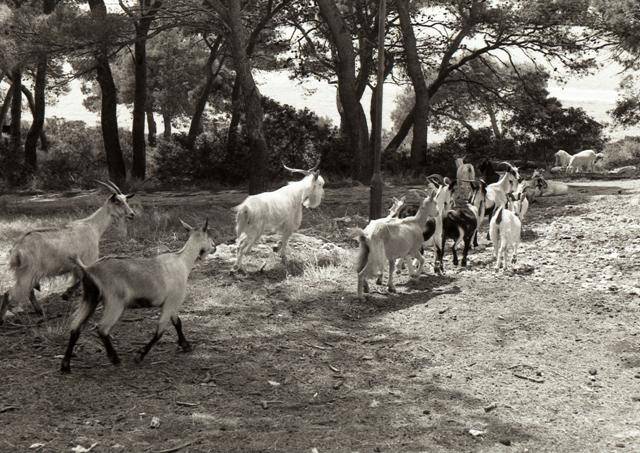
[1,181,136,323]
[231,160,324,273]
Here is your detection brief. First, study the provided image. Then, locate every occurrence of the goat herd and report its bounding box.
[0,159,562,374]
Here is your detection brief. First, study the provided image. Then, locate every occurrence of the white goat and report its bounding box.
[455,157,475,201]
[355,192,438,299]
[60,219,215,373]
[232,161,324,273]
[395,181,453,275]
[567,149,600,173]
[364,196,406,285]
[554,149,572,168]
[474,162,519,239]
[0,181,135,323]
[489,199,525,272]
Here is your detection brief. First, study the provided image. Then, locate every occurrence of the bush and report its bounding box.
[32,118,106,190]
[155,97,347,185]
[601,137,640,169]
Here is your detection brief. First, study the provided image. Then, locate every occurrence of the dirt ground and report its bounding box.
[0,179,639,453]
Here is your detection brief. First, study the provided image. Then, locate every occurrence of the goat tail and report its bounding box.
[495,207,504,225]
[352,228,370,274]
[234,203,251,236]
[8,248,26,271]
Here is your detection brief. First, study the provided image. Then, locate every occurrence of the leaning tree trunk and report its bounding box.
[317,0,370,183]
[89,0,127,185]
[227,0,268,194]
[397,0,429,169]
[187,46,219,150]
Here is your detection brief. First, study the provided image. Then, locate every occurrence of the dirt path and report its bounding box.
[0,180,639,452]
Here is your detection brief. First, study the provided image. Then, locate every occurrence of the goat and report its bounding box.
[396,180,455,274]
[60,219,215,373]
[567,149,600,173]
[472,163,519,241]
[354,192,438,299]
[363,196,406,285]
[554,149,572,168]
[438,181,486,268]
[489,198,525,272]
[478,159,500,185]
[232,161,324,273]
[454,157,476,201]
[0,181,135,323]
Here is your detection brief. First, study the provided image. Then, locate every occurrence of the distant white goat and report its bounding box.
[489,198,525,272]
[354,192,438,299]
[0,181,135,323]
[567,149,600,173]
[232,161,324,273]
[60,219,215,373]
[554,149,572,168]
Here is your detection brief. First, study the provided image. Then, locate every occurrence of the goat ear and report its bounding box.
[399,195,406,203]
[109,193,117,202]
[126,193,135,199]
[179,218,194,231]
[202,218,209,232]
[312,170,319,181]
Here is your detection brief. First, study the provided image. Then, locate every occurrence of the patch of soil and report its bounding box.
[1,180,639,452]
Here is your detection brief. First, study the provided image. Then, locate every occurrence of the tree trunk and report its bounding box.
[146,110,157,146]
[187,45,219,149]
[89,0,127,185]
[317,0,370,183]
[9,68,22,160]
[225,75,242,157]
[24,59,46,171]
[397,0,429,169]
[162,111,171,139]
[0,85,13,132]
[227,0,268,194]
[23,0,55,171]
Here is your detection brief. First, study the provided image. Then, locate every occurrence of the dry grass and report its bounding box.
[0,183,639,452]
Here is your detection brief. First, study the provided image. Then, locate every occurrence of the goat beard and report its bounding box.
[303,190,323,209]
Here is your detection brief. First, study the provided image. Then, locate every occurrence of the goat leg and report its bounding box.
[99,332,121,366]
[29,290,44,316]
[171,315,192,352]
[134,330,162,363]
[387,260,396,293]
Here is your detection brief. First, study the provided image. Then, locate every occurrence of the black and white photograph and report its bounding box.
[0,0,639,451]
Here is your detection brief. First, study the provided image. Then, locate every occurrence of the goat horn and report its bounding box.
[107,180,124,194]
[309,159,321,172]
[283,162,311,176]
[499,161,516,170]
[96,180,119,194]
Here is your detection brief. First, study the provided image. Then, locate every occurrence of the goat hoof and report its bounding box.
[180,342,193,353]
[388,286,396,294]
[111,356,122,366]
[60,362,71,374]
[375,277,382,285]
[133,354,144,364]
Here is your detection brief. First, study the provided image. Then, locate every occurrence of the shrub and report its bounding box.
[155,97,346,185]
[601,137,640,169]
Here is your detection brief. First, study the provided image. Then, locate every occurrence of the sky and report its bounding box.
[45,61,638,143]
